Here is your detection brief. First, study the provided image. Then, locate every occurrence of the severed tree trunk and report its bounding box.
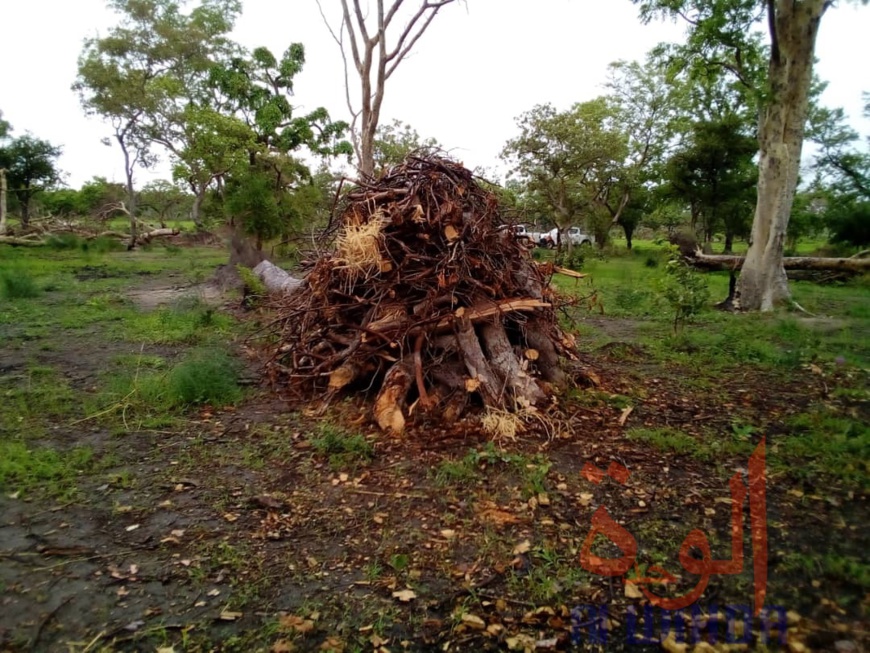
[480,322,546,408]
[252,260,303,294]
[374,360,414,433]
[689,251,870,274]
[736,0,827,311]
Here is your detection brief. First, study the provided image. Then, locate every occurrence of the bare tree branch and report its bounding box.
[318,0,458,176]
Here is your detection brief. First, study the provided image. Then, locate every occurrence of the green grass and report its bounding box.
[121,298,235,345]
[0,269,41,300]
[0,365,80,434]
[309,422,374,469]
[165,348,242,407]
[90,347,243,430]
[0,441,95,498]
[778,409,870,488]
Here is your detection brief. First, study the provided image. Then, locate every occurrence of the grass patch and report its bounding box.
[626,427,703,457]
[121,298,234,345]
[0,441,94,498]
[0,365,79,432]
[165,348,242,407]
[777,409,869,488]
[89,348,242,430]
[1,269,40,300]
[309,422,374,469]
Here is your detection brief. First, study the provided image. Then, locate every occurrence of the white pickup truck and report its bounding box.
[499,224,539,248]
[537,226,594,248]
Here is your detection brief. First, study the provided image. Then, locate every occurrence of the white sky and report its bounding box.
[1,1,868,188]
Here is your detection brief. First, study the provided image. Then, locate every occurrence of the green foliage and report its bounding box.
[0,442,94,498]
[226,172,282,246]
[46,234,85,250]
[165,348,242,407]
[373,119,441,172]
[1,270,40,300]
[502,99,627,236]
[554,247,585,271]
[309,423,374,469]
[825,197,870,248]
[626,427,703,457]
[657,245,710,331]
[662,113,757,247]
[73,0,244,211]
[0,133,64,225]
[236,264,267,307]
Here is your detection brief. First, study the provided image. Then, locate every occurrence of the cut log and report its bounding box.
[253,260,303,295]
[0,236,45,246]
[373,361,414,434]
[688,251,870,273]
[480,322,546,408]
[524,317,568,387]
[137,227,180,243]
[455,318,501,406]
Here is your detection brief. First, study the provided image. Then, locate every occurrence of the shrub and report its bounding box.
[657,245,710,332]
[86,236,125,254]
[554,248,585,271]
[1,270,40,300]
[45,233,84,250]
[165,348,242,407]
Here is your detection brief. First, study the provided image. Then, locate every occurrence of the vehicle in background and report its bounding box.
[499,224,538,248]
[537,226,594,248]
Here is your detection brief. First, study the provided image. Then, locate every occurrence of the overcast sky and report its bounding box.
[1,1,868,188]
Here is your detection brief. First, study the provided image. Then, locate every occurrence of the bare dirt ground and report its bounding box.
[1,263,867,653]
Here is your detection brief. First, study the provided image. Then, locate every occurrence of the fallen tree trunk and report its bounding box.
[252,260,303,294]
[0,236,45,246]
[688,250,870,273]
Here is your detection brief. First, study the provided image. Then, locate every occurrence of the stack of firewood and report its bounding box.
[267,154,577,432]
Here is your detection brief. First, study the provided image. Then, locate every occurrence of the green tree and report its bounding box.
[168,106,254,228]
[633,0,868,310]
[0,110,10,140]
[604,58,687,247]
[663,114,757,252]
[207,44,352,164]
[0,110,11,235]
[73,0,242,243]
[501,99,628,249]
[208,44,351,244]
[1,134,63,227]
[139,179,191,227]
[372,119,440,174]
[808,97,869,248]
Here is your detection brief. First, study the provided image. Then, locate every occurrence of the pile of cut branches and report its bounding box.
[267,154,577,433]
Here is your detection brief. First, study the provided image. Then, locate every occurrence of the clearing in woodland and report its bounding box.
[0,239,867,653]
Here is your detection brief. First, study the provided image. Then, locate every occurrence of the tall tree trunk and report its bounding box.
[20,189,31,229]
[724,231,734,254]
[0,169,7,235]
[191,189,205,231]
[736,0,827,311]
[623,223,634,250]
[118,136,138,249]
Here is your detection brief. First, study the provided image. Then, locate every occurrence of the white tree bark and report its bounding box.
[252,260,303,295]
[736,0,827,311]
